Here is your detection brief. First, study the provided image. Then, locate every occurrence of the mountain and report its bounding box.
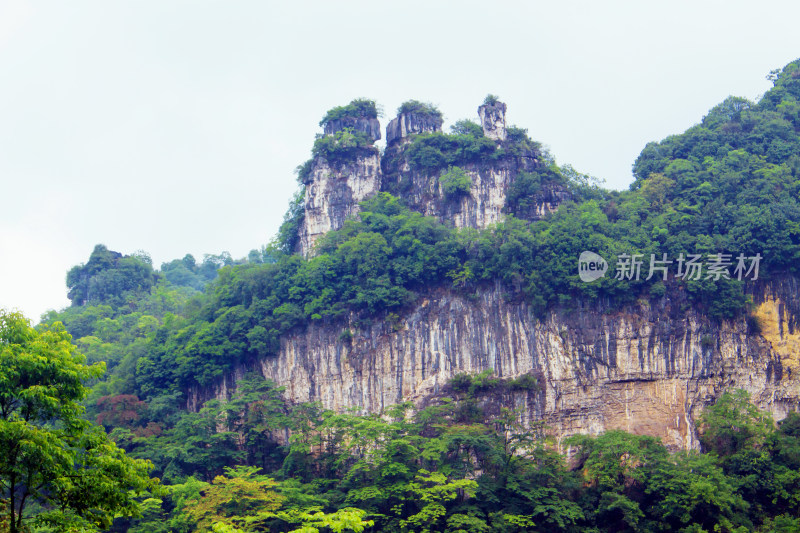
[33,58,800,532]
[181,78,800,451]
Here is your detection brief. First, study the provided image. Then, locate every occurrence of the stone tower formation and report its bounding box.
[295,98,568,257]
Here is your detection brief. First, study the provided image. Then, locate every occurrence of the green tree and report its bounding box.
[181,466,283,531]
[439,166,472,197]
[0,310,156,532]
[697,389,774,457]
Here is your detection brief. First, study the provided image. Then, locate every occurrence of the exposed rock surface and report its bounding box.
[244,98,800,451]
[298,101,568,255]
[479,101,508,141]
[386,112,443,145]
[323,117,381,142]
[188,279,800,451]
[296,151,381,256]
[381,153,569,229]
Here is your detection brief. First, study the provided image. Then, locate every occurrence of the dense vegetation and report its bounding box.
[41,59,800,404]
[0,311,156,532]
[7,323,800,532]
[18,59,800,532]
[396,100,443,120]
[319,99,379,127]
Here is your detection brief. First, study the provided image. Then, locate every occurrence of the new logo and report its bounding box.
[579,251,608,282]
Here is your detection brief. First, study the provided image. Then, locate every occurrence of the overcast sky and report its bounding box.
[1,0,799,321]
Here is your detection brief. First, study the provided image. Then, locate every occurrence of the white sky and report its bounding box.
[1,0,799,321]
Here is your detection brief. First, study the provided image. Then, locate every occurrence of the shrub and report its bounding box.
[505,171,542,215]
[700,334,715,350]
[449,373,473,393]
[508,373,539,391]
[311,128,375,165]
[450,120,483,137]
[273,189,305,254]
[295,158,314,183]
[397,100,442,120]
[483,94,500,106]
[406,132,497,172]
[439,166,472,197]
[319,98,379,126]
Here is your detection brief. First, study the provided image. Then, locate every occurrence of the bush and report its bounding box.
[508,373,539,391]
[483,94,500,106]
[505,171,542,215]
[439,166,472,197]
[273,189,305,254]
[339,329,353,342]
[700,334,715,350]
[406,132,497,172]
[311,128,375,165]
[397,100,442,120]
[450,120,483,137]
[320,98,379,126]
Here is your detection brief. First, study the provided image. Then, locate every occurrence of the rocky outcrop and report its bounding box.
[189,278,800,452]
[381,156,569,229]
[508,181,574,221]
[386,112,443,145]
[323,117,381,143]
[298,99,568,254]
[296,151,381,256]
[382,164,518,229]
[479,101,507,141]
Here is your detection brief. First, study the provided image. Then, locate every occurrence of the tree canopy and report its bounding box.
[0,310,157,532]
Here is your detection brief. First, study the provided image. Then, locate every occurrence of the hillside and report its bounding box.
[29,59,800,531]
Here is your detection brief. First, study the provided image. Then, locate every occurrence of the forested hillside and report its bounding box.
[6,59,800,531]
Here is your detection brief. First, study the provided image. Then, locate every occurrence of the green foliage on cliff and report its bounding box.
[406,131,499,171]
[404,117,538,174]
[483,93,501,106]
[319,98,379,126]
[397,99,442,120]
[450,119,483,137]
[311,128,377,165]
[439,165,471,196]
[274,189,305,254]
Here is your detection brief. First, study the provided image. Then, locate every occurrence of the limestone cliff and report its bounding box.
[188,278,800,451]
[385,111,443,145]
[323,116,381,143]
[203,96,800,451]
[478,100,508,141]
[296,150,381,257]
[297,99,572,257]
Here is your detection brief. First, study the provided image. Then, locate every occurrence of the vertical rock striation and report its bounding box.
[478,101,508,141]
[323,116,382,143]
[385,112,443,146]
[189,280,800,451]
[296,151,381,257]
[187,97,800,452]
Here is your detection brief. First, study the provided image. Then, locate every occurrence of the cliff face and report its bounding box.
[478,101,508,141]
[381,152,569,229]
[189,278,800,451]
[297,100,570,256]
[323,116,382,143]
[386,112,443,145]
[296,151,381,257]
[206,97,800,450]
